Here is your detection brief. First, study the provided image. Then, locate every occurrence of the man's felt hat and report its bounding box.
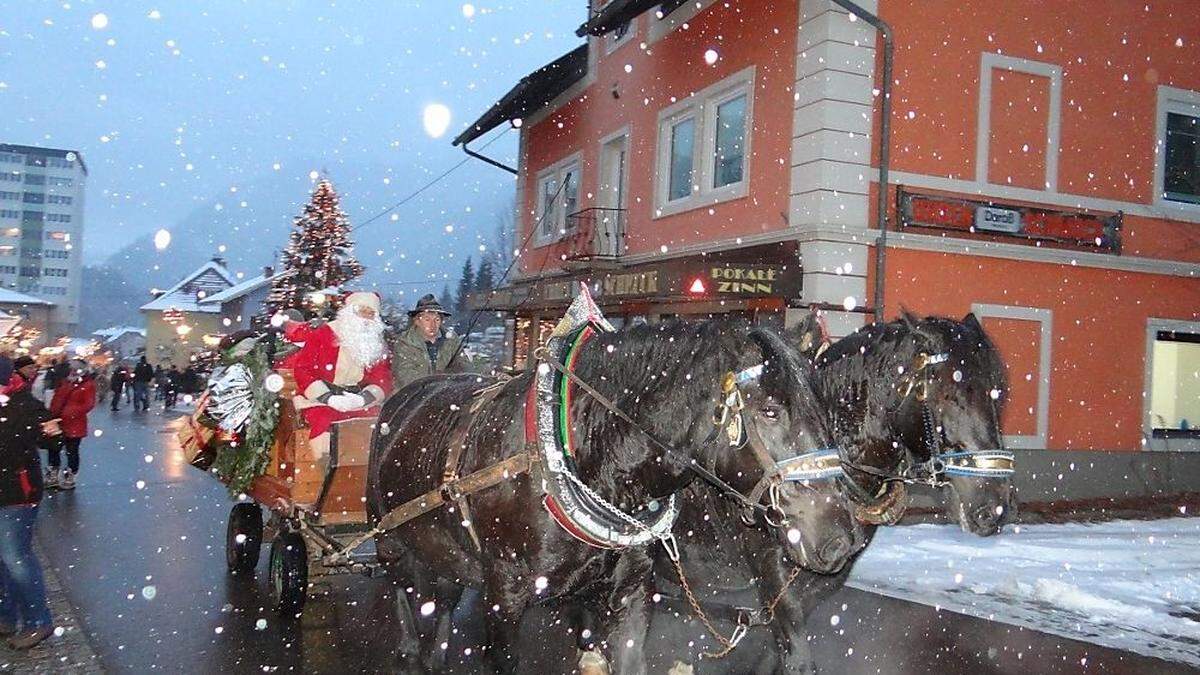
[408,293,452,317]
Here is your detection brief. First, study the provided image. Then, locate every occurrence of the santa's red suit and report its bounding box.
[276,296,392,438]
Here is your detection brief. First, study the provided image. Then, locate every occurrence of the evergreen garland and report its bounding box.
[210,338,286,496]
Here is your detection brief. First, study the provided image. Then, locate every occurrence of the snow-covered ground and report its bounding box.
[847,518,1200,667]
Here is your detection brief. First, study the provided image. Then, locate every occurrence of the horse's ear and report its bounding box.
[785,306,825,361]
[899,307,920,330]
[963,312,983,331]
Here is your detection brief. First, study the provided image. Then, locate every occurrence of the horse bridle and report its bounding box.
[839,349,1016,505]
[701,363,845,528]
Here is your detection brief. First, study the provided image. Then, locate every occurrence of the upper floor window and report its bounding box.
[655,67,754,217]
[46,195,72,205]
[0,153,21,164]
[606,19,634,54]
[0,172,20,183]
[0,191,19,201]
[1165,113,1198,204]
[0,210,17,219]
[46,157,74,169]
[534,155,582,244]
[1157,86,1200,208]
[47,176,73,188]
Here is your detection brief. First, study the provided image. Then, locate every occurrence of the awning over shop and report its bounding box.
[452,45,589,147]
[575,0,688,37]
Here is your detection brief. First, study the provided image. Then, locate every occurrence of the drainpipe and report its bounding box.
[461,139,518,176]
[830,0,892,324]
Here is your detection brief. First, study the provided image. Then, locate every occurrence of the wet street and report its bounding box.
[31,407,1192,674]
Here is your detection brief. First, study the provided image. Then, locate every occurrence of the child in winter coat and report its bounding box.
[46,360,96,490]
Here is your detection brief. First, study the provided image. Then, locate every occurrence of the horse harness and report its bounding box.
[837,349,1016,524]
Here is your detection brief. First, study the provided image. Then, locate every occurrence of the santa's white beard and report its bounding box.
[331,307,387,368]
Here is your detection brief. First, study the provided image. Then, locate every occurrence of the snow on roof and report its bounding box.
[199,270,280,306]
[92,325,146,339]
[0,287,54,306]
[140,260,236,313]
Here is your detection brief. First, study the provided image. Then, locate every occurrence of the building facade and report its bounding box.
[0,143,85,336]
[458,0,1200,453]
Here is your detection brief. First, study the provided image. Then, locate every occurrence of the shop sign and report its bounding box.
[599,270,659,298]
[975,206,1022,234]
[708,265,780,295]
[543,281,573,302]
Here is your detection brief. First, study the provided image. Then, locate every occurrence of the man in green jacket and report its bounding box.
[389,294,473,391]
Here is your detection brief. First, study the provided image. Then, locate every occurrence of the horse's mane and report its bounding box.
[566,317,826,500]
[813,313,1005,458]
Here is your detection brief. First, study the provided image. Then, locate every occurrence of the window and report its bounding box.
[23,174,44,186]
[47,176,72,188]
[47,195,72,205]
[42,268,68,278]
[0,210,18,219]
[0,191,18,201]
[23,192,44,204]
[0,172,20,183]
[1156,86,1200,209]
[3,228,17,237]
[0,265,15,274]
[0,153,21,164]
[533,155,582,243]
[44,249,69,259]
[0,246,13,256]
[655,67,754,216]
[46,158,74,169]
[606,19,634,54]
[46,231,70,242]
[1164,113,1198,204]
[667,117,696,201]
[713,94,747,188]
[46,214,71,223]
[1145,321,1200,450]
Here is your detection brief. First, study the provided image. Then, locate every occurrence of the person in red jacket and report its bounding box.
[46,359,96,490]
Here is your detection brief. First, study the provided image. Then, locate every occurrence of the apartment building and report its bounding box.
[0,143,86,335]
[457,0,1200,452]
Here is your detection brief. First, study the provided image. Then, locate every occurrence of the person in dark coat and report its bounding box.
[108,367,127,411]
[132,356,153,412]
[0,373,61,649]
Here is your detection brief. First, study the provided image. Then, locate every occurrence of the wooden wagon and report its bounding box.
[187,369,384,616]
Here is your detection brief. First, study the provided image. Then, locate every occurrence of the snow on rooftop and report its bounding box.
[847,517,1200,667]
[0,287,54,306]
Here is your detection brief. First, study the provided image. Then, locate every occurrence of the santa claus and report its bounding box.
[278,291,392,454]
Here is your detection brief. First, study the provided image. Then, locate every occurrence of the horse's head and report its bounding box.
[896,312,1018,536]
[707,327,864,574]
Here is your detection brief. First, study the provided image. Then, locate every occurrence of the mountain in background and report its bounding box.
[83,159,514,334]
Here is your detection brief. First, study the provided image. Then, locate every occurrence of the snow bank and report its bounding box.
[847,518,1200,666]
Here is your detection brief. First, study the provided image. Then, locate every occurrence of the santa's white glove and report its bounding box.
[326,392,366,412]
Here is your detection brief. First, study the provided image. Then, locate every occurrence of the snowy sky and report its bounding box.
[0,2,583,263]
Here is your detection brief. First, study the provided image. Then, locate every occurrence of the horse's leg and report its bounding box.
[762,567,847,675]
[383,560,425,673]
[421,578,463,672]
[603,552,654,675]
[481,570,529,675]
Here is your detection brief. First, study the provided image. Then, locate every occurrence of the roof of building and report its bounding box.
[0,288,54,306]
[140,259,237,313]
[92,325,146,340]
[199,270,280,306]
[0,143,88,176]
[452,45,589,147]
[575,0,688,37]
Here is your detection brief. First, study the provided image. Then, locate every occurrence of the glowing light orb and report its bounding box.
[423,103,452,139]
[461,4,476,18]
[704,49,718,65]
[91,13,109,30]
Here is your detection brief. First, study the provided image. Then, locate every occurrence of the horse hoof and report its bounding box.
[668,661,695,675]
[578,648,611,675]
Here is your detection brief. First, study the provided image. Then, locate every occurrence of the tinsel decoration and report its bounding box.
[210,339,283,496]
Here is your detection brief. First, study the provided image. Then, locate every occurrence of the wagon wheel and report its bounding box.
[225,503,263,575]
[269,531,308,617]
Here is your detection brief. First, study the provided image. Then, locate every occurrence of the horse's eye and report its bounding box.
[761,405,783,421]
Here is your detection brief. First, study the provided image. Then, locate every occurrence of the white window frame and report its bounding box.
[975,52,1062,191]
[1143,317,1200,452]
[1154,86,1200,211]
[532,152,583,246]
[654,66,755,219]
[972,303,1053,449]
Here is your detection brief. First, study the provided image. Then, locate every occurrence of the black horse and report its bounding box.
[636,312,1019,674]
[795,310,1018,535]
[367,318,863,674]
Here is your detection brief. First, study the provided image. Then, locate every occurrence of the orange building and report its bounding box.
[456,0,1200,453]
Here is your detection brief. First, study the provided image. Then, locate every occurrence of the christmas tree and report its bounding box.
[263,179,364,319]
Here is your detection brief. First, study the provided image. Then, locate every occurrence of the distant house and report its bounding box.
[140,256,277,367]
[91,325,146,361]
[0,288,55,349]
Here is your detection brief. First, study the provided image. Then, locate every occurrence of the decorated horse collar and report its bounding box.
[530,288,678,551]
